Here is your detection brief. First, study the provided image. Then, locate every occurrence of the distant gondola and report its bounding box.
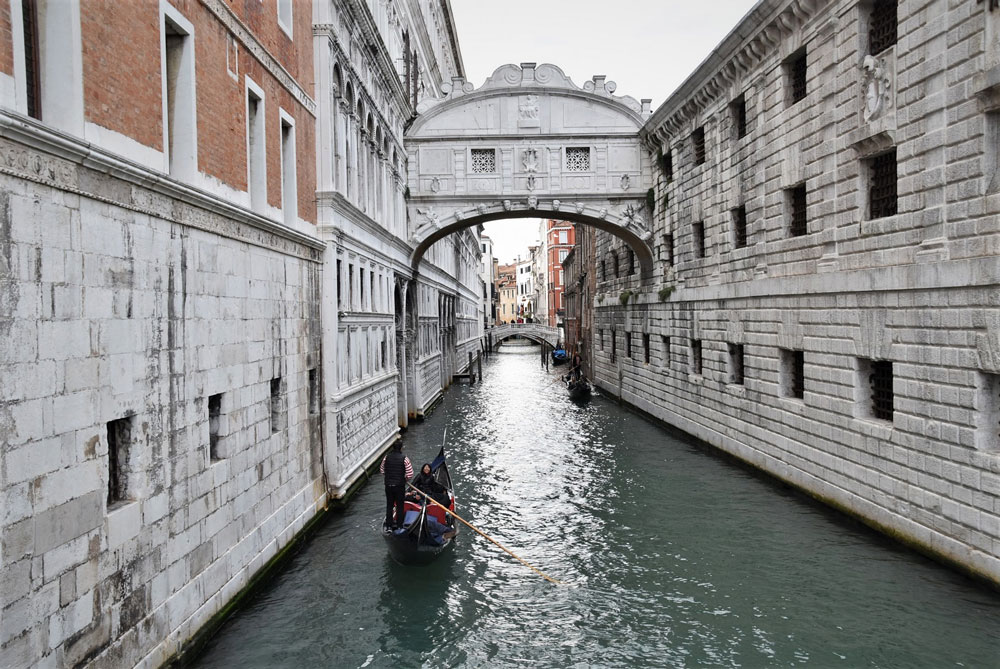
[566,376,592,400]
[382,448,458,565]
[551,348,568,365]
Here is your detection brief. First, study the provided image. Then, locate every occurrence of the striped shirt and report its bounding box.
[380,454,413,480]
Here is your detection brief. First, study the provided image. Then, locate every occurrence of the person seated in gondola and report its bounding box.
[409,463,452,510]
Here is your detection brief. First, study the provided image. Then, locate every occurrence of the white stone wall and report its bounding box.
[591,0,1000,583]
[0,133,325,666]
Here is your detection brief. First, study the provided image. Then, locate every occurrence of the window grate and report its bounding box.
[600,259,606,281]
[661,149,673,182]
[791,350,804,398]
[612,251,620,277]
[692,127,706,165]
[693,221,706,258]
[869,149,897,219]
[643,333,650,364]
[729,343,745,385]
[470,148,496,173]
[733,205,748,248]
[663,233,674,266]
[208,394,222,461]
[107,417,132,505]
[566,147,590,171]
[627,249,635,275]
[625,332,632,359]
[611,330,617,363]
[789,50,807,103]
[870,360,894,420]
[732,95,747,139]
[691,339,703,375]
[869,1,897,55]
[789,185,807,237]
[662,335,671,367]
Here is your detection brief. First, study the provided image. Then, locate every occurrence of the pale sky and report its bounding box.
[451,0,760,264]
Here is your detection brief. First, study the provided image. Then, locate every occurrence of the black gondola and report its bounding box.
[382,447,458,565]
[566,376,592,400]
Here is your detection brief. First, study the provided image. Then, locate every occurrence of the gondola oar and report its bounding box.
[406,482,564,585]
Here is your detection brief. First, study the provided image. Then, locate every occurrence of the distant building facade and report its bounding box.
[545,220,575,326]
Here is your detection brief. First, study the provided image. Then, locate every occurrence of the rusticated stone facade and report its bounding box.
[592,0,1000,585]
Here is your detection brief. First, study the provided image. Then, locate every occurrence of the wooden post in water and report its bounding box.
[477,351,482,380]
[468,351,475,384]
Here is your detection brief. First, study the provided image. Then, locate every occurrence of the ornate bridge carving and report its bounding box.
[488,323,562,348]
[405,63,655,278]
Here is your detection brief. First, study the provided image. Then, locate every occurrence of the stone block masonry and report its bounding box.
[0,134,324,667]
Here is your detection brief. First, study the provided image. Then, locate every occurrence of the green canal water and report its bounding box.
[193,346,1000,668]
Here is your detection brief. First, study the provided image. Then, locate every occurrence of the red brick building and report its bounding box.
[545,220,575,326]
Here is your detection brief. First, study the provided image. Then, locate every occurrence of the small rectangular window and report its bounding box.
[781,349,805,399]
[246,82,265,210]
[270,377,283,434]
[164,11,196,179]
[787,48,807,104]
[868,148,897,220]
[786,185,807,237]
[277,0,293,38]
[360,267,366,310]
[336,259,343,307]
[731,94,747,139]
[348,263,354,310]
[856,358,893,421]
[565,147,591,171]
[208,394,223,461]
[643,333,650,364]
[976,372,1000,452]
[661,148,673,182]
[663,233,674,266]
[611,330,617,363]
[308,368,319,416]
[869,0,897,56]
[692,127,706,165]
[470,148,496,173]
[625,332,632,359]
[691,339,703,376]
[22,0,41,120]
[728,343,745,385]
[107,416,134,506]
[662,335,671,368]
[732,205,748,248]
[280,115,297,224]
[693,221,706,259]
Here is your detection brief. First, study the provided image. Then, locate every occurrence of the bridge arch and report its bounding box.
[488,323,562,349]
[405,62,656,281]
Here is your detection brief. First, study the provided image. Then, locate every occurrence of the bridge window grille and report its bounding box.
[787,185,807,237]
[691,339,703,375]
[107,415,134,506]
[470,148,496,173]
[867,360,894,421]
[786,48,807,104]
[732,205,748,248]
[868,149,897,220]
[869,1,897,55]
[625,332,632,359]
[663,233,674,265]
[208,393,223,461]
[731,94,747,139]
[692,127,706,165]
[643,333,650,364]
[728,343,744,385]
[662,335,671,368]
[566,147,591,171]
[781,349,805,399]
[693,221,706,258]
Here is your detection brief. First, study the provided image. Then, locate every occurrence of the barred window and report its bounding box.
[470,148,496,173]
[662,335,671,367]
[731,94,747,139]
[693,221,706,259]
[728,343,744,385]
[781,349,804,399]
[868,359,894,421]
[869,1,897,55]
[868,149,897,220]
[692,127,706,165]
[661,148,673,182]
[691,339,703,375]
[787,49,807,104]
[566,147,591,171]
[732,205,748,248]
[643,333,650,364]
[663,233,674,266]
[625,332,632,359]
[787,185,807,237]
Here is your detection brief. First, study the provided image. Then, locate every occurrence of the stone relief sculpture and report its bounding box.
[527,175,537,191]
[477,203,489,215]
[552,199,561,211]
[503,200,512,211]
[416,207,441,228]
[527,196,538,209]
[522,148,539,173]
[519,95,540,120]
[430,177,441,193]
[861,55,892,122]
[575,202,585,214]
[620,174,631,191]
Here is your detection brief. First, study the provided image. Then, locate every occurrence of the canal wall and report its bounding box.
[590,0,1000,586]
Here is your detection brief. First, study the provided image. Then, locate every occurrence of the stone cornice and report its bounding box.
[342,0,411,114]
[199,0,316,117]
[0,111,325,258]
[642,0,825,145]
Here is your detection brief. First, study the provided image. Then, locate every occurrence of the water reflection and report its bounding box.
[195,344,1000,668]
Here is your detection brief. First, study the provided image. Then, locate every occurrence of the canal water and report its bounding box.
[194,345,1000,668]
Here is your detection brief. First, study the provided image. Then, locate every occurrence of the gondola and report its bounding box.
[382,447,458,565]
[551,348,568,365]
[566,376,592,400]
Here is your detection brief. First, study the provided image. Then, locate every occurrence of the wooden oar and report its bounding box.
[407,482,564,585]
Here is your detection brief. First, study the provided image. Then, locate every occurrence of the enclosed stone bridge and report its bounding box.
[405,63,656,279]
[488,323,561,348]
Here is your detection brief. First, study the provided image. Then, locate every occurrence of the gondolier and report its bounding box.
[381,441,413,530]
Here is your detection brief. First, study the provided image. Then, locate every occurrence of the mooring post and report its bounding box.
[468,351,474,384]
[477,351,482,380]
